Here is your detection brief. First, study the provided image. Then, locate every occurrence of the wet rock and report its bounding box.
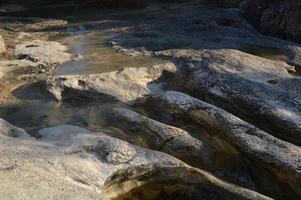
[0,121,270,200]
[0,34,5,55]
[143,91,301,198]
[46,63,177,103]
[14,40,72,65]
[158,49,301,145]
[241,0,301,43]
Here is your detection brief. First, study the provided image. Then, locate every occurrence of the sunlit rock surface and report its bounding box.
[157,49,301,145]
[14,40,72,65]
[0,119,271,200]
[0,34,5,54]
[46,63,176,103]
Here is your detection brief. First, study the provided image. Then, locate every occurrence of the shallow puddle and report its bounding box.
[238,45,288,61]
[0,80,152,149]
[54,31,167,75]
[0,82,108,134]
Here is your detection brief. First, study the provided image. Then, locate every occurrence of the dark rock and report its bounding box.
[241,0,301,43]
[77,0,147,8]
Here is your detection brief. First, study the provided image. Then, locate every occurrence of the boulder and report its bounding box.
[241,0,301,43]
[46,63,177,103]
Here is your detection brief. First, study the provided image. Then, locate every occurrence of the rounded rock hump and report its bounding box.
[95,138,137,164]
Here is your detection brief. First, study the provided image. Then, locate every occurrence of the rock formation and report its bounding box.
[0,119,272,200]
[0,0,301,199]
[241,0,301,43]
[46,63,176,103]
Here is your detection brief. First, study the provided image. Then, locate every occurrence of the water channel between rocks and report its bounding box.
[0,24,168,140]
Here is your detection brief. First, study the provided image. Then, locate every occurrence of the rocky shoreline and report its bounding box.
[0,0,300,199]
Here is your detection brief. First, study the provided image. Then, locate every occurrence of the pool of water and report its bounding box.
[54,31,167,75]
[0,80,150,148]
[238,45,288,61]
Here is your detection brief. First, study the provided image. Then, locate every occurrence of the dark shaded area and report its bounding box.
[241,0,301,43]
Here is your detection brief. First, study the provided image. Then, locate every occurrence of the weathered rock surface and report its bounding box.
[0,34,5,54]
[104,107,256,188]
[158,49,301,145]
[143,91,301,198]
[0,59,41,79]
[14,40,72,65]
[104,107,214,167]
[241,0,301,43]
[46,63,176,103]
[0,119,271,200]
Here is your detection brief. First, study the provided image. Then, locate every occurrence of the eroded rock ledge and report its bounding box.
[46,63,176,103]
[157,49,301,145]
[0,119,271,200]
[42,47,301,198]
